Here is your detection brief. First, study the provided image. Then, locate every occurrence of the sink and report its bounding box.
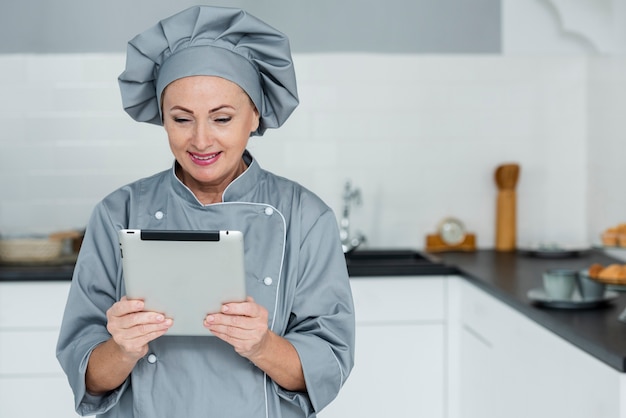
[344,248,457,277]
[345,249,434,264]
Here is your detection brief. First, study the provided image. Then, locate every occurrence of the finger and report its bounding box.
[206,323,250,345]
[113,317,173,346]
[205,312,268,340]
[109,297,144,317]
[205,327,235,347]
[205,312,243,328]
[107,307,172,343]
[207,320,268,358]
[205,313,250,336]
[130,318,173,339]
[114,323,172,357]
[221,297,262,317]
[119,311,170,332]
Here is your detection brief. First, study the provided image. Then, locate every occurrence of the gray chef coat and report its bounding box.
[56,151,355,418]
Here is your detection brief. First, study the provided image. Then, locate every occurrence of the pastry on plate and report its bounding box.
[598,264,626,284]
[601,227,619,246]
[587,263,604,278]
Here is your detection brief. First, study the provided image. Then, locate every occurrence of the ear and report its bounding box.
[250,107,260,134]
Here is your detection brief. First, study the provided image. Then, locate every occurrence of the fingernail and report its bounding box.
[156,314,164,321]
[206,315,214,323]
[222,305,229,312]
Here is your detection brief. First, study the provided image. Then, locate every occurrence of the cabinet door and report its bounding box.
[321,277,446,418]
[0,282,69,327]
[0,330,61,374]
[457,319,498,418]
[455,280,515,418]
[321,323,445,418]
[0,376,80,418]
[350,277,445,323]
[0,282,84,418]
[454,280,623,418]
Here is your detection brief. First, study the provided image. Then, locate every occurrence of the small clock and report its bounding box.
[425,217,476,253]
[438,217,466,245]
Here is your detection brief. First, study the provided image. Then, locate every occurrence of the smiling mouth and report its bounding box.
[190,152,221,162]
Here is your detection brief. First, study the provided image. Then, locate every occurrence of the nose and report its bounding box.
[190,120,215,150]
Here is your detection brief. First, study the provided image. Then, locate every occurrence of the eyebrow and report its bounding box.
[168,105,235,114]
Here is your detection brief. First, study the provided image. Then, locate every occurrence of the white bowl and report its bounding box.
[0,238,64,263]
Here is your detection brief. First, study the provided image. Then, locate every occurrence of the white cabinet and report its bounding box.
[0,281,82,418]
[447,278,626,418]
[5,274,626,418]
[3,277,447,418]
[321,276,447,418]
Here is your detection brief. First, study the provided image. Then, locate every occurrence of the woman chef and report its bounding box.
[56,6,355,417]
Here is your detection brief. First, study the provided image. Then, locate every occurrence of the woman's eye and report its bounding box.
[174,117,191,123]
[215,117,232,124]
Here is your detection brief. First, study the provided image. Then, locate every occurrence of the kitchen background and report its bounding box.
[0,0,624,249]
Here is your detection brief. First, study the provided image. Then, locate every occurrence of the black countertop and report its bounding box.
[437,250,626,372]
[0,262,75,281]
[2,249,626,372]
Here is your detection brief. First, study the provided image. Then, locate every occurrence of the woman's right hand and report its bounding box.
[106,296,173,361]
[86,297,173,394]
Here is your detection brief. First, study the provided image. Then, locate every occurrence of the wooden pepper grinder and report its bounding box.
[494,163,520,252]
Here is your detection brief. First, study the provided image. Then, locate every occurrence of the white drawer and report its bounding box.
[0,376,82,417]
[459,280,521,346]
[349,277,446,323]
[0,330,62,375]
[0,282,70,328]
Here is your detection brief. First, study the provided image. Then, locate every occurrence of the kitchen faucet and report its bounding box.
[339,180,366,253]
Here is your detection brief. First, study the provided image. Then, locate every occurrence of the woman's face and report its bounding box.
[162,76,259,201]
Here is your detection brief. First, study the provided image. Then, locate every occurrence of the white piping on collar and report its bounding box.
[170,155,257,206]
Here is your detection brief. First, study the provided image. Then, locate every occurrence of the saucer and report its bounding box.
[518,244,591,259]
[527,288,619,309]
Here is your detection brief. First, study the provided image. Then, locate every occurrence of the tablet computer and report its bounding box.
[118,229,246,336]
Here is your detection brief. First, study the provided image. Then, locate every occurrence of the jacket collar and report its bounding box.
[169,150,260,206]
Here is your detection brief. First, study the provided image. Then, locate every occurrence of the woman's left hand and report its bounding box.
[206,296,306,391]
[204,296,269,359]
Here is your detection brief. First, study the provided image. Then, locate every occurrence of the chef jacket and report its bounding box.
[56,151,355,417]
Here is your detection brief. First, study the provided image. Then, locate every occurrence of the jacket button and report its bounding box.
[147,354,157,364]
[264,207,274,216]
[154,211,164,220]
[263,277,273,286]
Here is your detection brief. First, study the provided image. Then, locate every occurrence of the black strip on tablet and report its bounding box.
[140,230,220,241]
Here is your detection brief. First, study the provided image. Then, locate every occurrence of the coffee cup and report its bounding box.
[577,272,606,301]
[542,269,577,300]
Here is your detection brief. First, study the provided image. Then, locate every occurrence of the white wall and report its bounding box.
[1,0,624,250]
[0,53,592,249]
[503,0,626,249]
[587,56,626,235]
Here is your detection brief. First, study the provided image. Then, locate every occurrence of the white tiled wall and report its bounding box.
[587,56,626,236]
[0,53,621,248]
[0,54,171,237]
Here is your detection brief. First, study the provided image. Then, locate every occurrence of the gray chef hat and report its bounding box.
[118,5,299,136]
